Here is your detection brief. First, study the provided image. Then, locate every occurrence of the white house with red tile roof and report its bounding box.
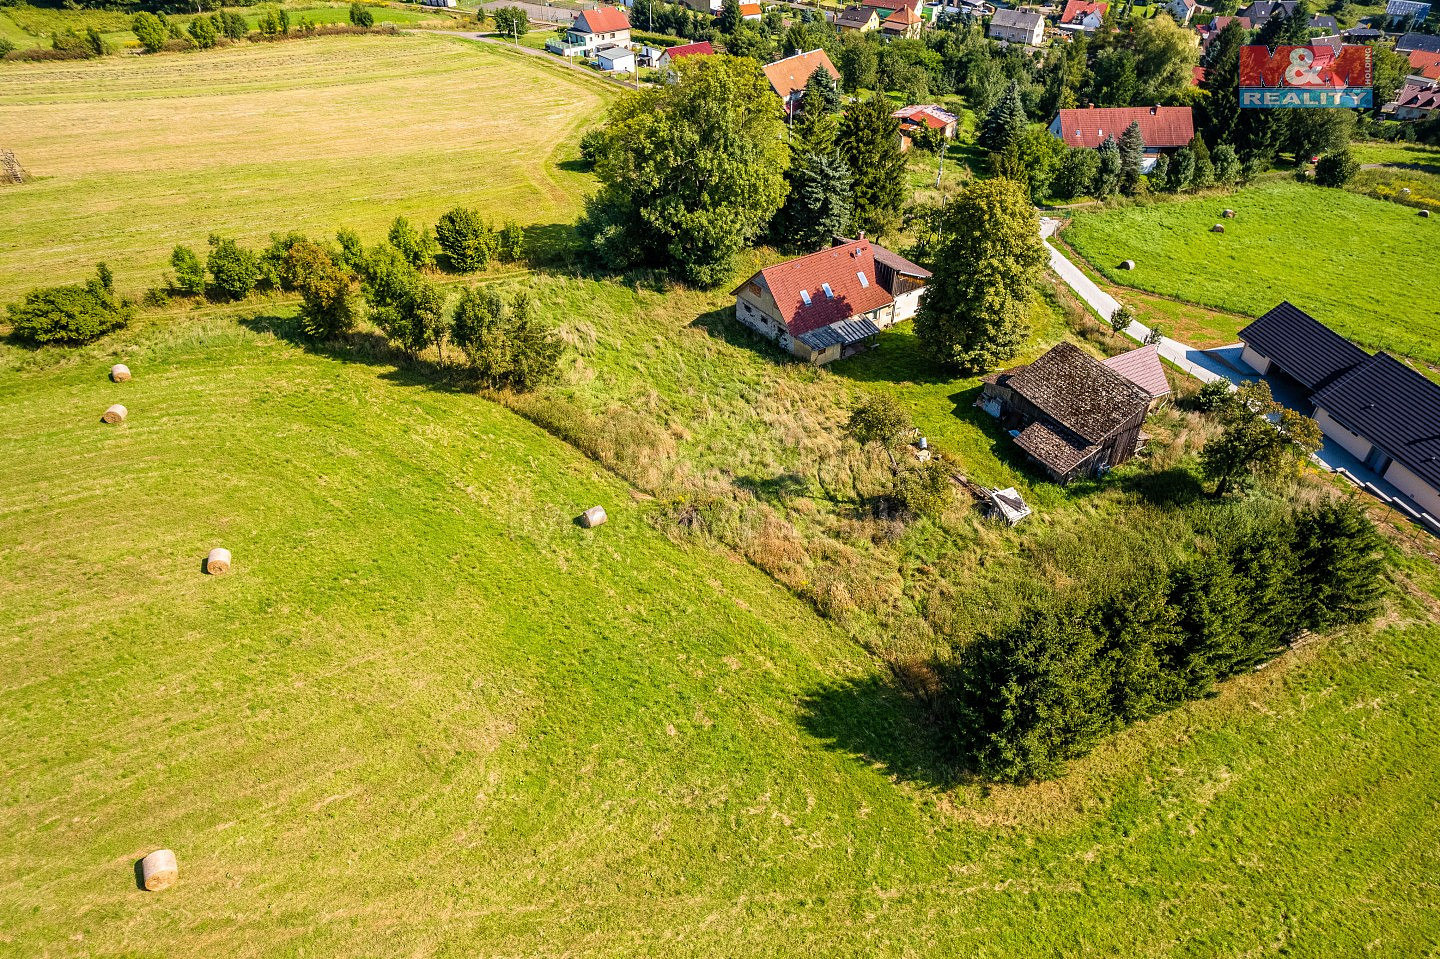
[1049,106,1194,170]
[1059,0,1107,30]
[547,6,631,56]
[655,39,712,69]
[733,238,931,364]
[762,49,840,114]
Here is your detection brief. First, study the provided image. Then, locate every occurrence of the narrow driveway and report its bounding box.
[1039,217,1241,386]
[437,30,641,90]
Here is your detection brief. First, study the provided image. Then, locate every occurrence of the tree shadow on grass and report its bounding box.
[797,671,965,790]
[735,471,811,504]
[1115,465,1206,506]
[688,306,797,364]
[238,311,472,396]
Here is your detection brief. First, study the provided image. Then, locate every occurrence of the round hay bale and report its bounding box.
[1420,209,1431,218]
[1210,224,1225,233]
[140,849,178,891]
[1401,187,1411,196]
[1222,208,1236,218]
[205,547,232,575]
[110,364,131,382]
[1119,259,1135,270]
[579,506,607,529]
[101,404,127,424]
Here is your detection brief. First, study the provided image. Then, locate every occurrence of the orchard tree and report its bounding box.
[914,178,1048,372]
[578,55,789,286]
[1131,12,1198,104]
[845,393,911,468]
[285,241,357,340]
[170,244,206,295]
[837,95,907,236]
[435,206,497,272]
[1200,379,1322,495]
[205,234,260,300]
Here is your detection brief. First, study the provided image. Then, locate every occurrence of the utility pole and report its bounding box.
[935,140,945,189]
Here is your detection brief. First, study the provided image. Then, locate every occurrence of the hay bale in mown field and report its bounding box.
[579,506,607,529]
[1420,209,1431,218]
[140,849,177,891]
[1119,260,1135,270]
[101,404,127,424]
[1210,224,1225,233]
[1222,209,1236,218]
[205,547,232,575]
[110,364,131,382]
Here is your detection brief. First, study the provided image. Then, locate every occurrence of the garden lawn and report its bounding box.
[2,303,1439,956]
[0,33,610,301]
[1062,180,1440,364]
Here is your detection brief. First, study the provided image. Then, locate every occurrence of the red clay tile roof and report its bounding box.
[662,40,713,60]
[1053,106,1194,149]
[884,4,922,23]
[748,239,897,337]
[893,104,958,128]
[762,49,840,102]
[862,0,921,10]
[1060,0,1107,21]
[739,2,761,13]
[575,6,630,33]
[1409,50,1440,79]
[1102,344,1171,398]
[1191,65,1207,85]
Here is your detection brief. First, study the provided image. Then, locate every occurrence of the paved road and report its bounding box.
[1039,217,1239,386]
[479,0,577,23]
[438,30,641,89]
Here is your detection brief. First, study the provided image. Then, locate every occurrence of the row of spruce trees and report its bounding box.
[944,499,1388,782]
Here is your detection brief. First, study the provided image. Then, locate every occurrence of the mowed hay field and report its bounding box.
[0,34,609,300]
[3,300,1440,956]
[1062,180,1440,364]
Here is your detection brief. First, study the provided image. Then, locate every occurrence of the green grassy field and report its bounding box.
[1350,140,1440,174]
[1063,180,1440,363]
[3,297,1440,957]
[0,33,609,301]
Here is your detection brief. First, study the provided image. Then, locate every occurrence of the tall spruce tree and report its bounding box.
[1199,20,1244,147]
[1094,135,1122,197]
[978,80,1027,155]
[913,178,1048,371]
[1118,121,1145,195]
[837,96,907,235]
[1292,501,1387,631]
[777,150,854,253]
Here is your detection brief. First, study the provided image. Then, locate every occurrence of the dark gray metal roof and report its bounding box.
[1237,301,1371,393]
[798,317,881,350]
[1397,32,1440,53]
[1312,353,1440,492]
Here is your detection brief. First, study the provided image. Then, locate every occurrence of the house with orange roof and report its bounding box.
[547,6,631,56]
[882,3,924,37]
[1408,49,1440,79]
[739,1,763,17]
[762,49,841,115]
[733,237,931,364]
[1058,0,1107,31]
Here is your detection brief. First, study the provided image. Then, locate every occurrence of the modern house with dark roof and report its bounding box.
[1239,301,1440,520]
[978,342,1152,483]
[1238,0,1298,25]
[733,237,931,365]
[837,4,882,30]
[1397,32,1440,54]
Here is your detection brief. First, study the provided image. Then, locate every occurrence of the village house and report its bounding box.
[893,104,959,149]
[1237,0,1296,26]
[882,3,926,36]
[1049,105,1195,171]
[1386,0,1432,27]
[546,6,631,56]
[655,39,712,70]
[594,44,635,72]
[762,49,841,115]
[1408,49,1440,79]
[680,0,722,13]
[1239,302,1440,522]
[1199,15,1251,50]
[1058,0,1107,32]
[739,2,763,18]
[988,7,1046,44]
[837,5,883,31]
[1167,0,1199,23]
[1385,78,1440,119]
[732,237,931,365]
[978,342,1152,483]
[1398,32,1440,55]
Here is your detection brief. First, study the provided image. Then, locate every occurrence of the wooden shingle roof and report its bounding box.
[1005,342,1150,445]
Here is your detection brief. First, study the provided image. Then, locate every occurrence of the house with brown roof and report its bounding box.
[733,237,931,365]
[762,49,841,115]
[837,4,882,31]
[978,342,1151,483]
[893,104,959,149]
[547,6,631,56]
[1384,77,1440,120]
[1049,106,1194,170]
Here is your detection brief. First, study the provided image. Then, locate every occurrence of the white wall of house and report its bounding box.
[891,288,924,323]
[1314,407,1375,461]
[1240,345,1272,375]
[1384,460,1440,518]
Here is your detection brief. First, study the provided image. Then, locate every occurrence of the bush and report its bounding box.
[434,206,497,272]
[285,241,356,340]
[1190,378,1232,413]
[891,458,952,521]
[498,220,525,263]
[1109,304,1135,334]
[206,234,260,300]
[188,14,219,48]
[1314,149,1360,188]
[387,216,437,270]
[259,231,310,290]
[170,244,206,295]
[220,10,248,39]
[133,11,168,52]
[6,264,133,346]
[451,287,561,391]
[52,27,107,58]
[349,2,374,27]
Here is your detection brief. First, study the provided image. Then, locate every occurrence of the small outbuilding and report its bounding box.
[594,44,635,72]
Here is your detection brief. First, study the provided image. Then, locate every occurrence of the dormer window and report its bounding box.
[821,283,834,299]
[799,289,811,305]
[857,272,869,288]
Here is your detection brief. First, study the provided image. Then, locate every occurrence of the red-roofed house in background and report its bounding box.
[892,104,959,150]
[882,3,925,36]
[547,6,631,56]
[1199,15,1251,51]
[733,237,931,364]
[739,1,763,18]
[1059,0,1107,32]
[1049,106,1195,171]
[763,50,841,115]
[1408,50,1440,80]
[656,40,713,69]
[1384,78,1440,120]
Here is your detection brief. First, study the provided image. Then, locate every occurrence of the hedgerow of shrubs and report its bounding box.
[944,498,1387,783]
[6,264,133,346]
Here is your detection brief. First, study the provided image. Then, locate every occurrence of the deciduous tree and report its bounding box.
[1200,379,1323,495]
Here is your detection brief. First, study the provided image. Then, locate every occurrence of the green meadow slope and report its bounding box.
[1,305,1439,957]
